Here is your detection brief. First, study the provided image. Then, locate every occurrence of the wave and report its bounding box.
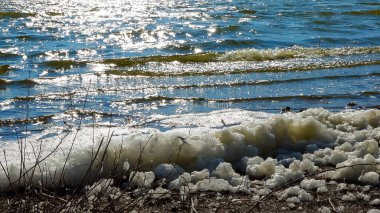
[344,10,380,16]
[106,60,380,77]
[359,2,380,6]
[0,115,53,126]
[0,79,38,86]
[115,93,366,105]
[220,46,380,62]
[102,46,379,67]
[0,109,123,127]
[167,72,380,90]
[102,53,221,67]
[3,72,378,105]
[38,46,380,72]
[159,72,380,89]
[63,109,124,118]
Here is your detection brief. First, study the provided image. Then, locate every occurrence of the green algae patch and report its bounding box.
[0,114,54,126]
[46,12,64,16]
[239,9,257,15]
[0,52,19,58]
[0,79,6,90]
[345,10,380,16]
[0,65,10,75]
[102,53,221,67]
[13,79,38,86]
[0,11,36,18]
[44,60,87,70]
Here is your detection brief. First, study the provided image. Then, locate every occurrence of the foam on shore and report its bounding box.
[0,108,379,192]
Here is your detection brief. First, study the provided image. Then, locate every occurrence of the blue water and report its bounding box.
[0,0,379,140]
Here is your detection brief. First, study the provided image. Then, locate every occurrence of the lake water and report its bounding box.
[0,0,379,141]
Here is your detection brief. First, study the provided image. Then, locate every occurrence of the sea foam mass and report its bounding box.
[0,108,379,193]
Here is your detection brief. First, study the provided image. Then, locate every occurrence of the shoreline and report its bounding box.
[0,173,379,212]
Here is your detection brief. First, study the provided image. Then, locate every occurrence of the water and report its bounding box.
[0,0,379,141]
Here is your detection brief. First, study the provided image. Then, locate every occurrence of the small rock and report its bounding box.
[317,186,328,193]
[336,206,345,212]
[318,206,331,213]
[286,197,300,204]
[342,193,356,202]
[281,106,292,113]
[370,199,380,205]
[337,183,347,191]
[356,193,370,202]
[363,185,371,192]
[251,195,260,201]
[349,184,356,190]
[287,203,296,209]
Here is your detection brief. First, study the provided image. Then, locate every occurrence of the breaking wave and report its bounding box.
[220,46,380,61]
[105,60,379,77]
[103,46,380,67]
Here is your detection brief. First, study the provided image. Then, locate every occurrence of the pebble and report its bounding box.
[363,185,371,192]
[318,206,331,213]
[286,197,300,204]
[370,199,380,205]
[251,195,260,201]
[342,193,356,202]
[287,203,296,209]
[337,183,347,191]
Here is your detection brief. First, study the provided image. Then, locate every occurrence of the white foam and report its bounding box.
[246,157,276,178]
[358,171,380,185]
[195,178,231,192]
[190,169,210,183]
[149,187,170,199]
[168,172,191,190]
[212,162,239,180]
[0,108,379,191]
[300,179,326,191]
[289,159,318,173]
[129,171,155,188]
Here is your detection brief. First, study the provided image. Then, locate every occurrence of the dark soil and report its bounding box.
[0,180,378,212]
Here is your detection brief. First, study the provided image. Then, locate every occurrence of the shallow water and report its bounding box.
[0,0,379,140]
